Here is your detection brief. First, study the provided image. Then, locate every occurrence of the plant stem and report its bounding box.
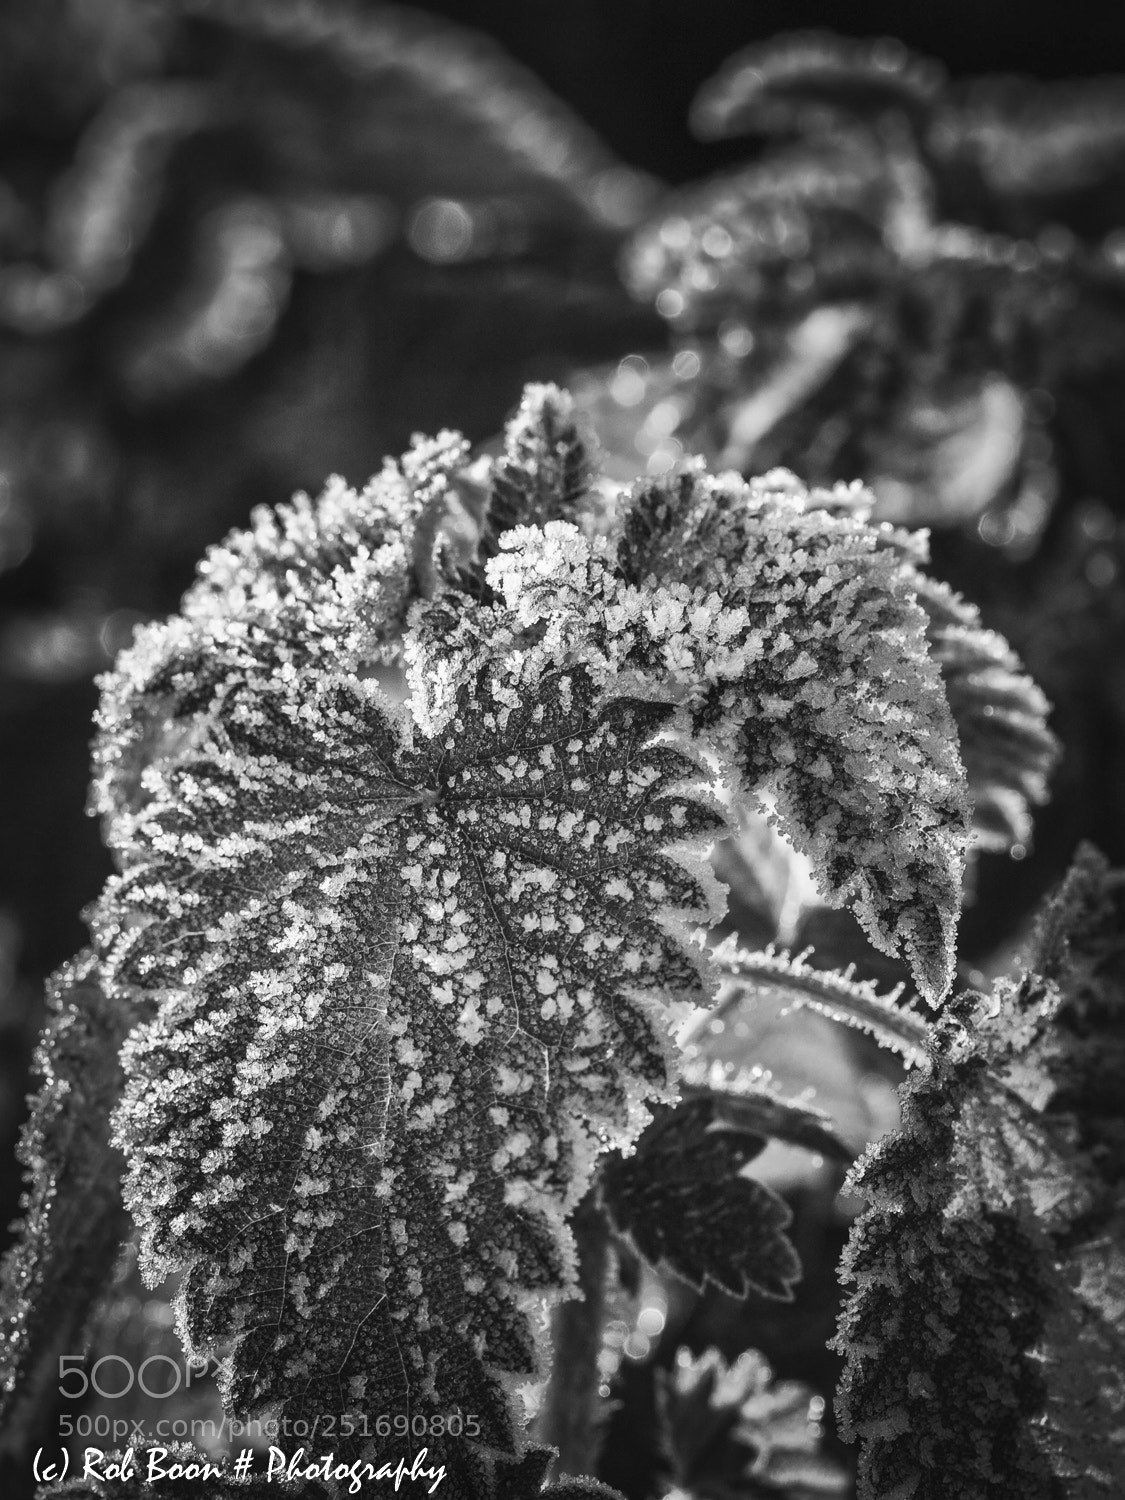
[537,1194,610,1481]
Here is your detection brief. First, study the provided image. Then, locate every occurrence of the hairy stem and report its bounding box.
[537,1194,611,1481]
[683,948,928,1064]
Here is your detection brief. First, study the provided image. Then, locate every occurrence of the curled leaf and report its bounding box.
[615,466,970,1001]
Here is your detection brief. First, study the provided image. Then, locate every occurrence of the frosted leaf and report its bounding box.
[834,847,1125,1498]
[89,447,463,825]
[0,956,142,1459]
[180,429,469,654]
[615,466,970,1001]
[483,385,596,549]
[74,383,984,1483]
[91,499,726,1476]
[774,483,1059,852]
[888,554,1058,854]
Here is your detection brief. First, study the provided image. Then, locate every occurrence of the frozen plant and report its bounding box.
[4,384,1113,1500]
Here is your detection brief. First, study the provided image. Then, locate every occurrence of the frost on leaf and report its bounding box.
[0,955,141,1462]
[89,492,725,1478]
[484,385,595,545]
[449,384,598,597]
[889,549,1058,854]
[783,481,1058,853]
[598,1093,801,1302]
[615,465,970,1001]
[834,845,1125,1499]
[91,437,473,824]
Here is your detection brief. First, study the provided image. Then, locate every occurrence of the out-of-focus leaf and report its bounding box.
[656,1346,850,1499]
[690,32,945,142]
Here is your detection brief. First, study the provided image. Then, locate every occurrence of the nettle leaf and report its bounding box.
[598,1093,801,1301]
[834,846,1125,1499]
[613,466,970,1001]
[480,385,597,559]
[90,496,726,1482]
[0,956,141,1463]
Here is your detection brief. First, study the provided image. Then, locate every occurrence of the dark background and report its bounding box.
[412,0,1125,179]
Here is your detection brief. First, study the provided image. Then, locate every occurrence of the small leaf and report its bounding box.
[457,384,599,594]
[789,492,1059,852]
[599,1094,801,1301]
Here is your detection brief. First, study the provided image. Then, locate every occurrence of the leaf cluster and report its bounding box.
[834,845,1125,1498]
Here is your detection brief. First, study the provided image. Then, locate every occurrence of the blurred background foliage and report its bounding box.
[1,3,1124,1497]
